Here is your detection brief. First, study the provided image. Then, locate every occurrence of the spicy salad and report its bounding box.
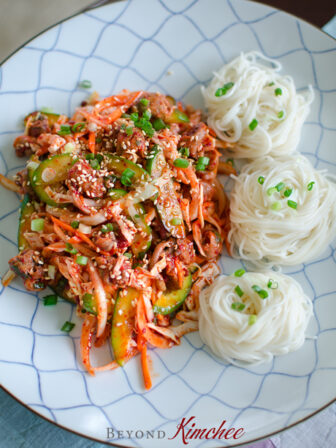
[1,89,234,389]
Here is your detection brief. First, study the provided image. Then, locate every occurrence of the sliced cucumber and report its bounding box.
[153,272,192,315]
[31,154,76,206]
[18,194,35,251]
[111,288,137,366]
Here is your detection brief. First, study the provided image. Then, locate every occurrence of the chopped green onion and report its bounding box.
[125,126,133,136]
[275,88,282,96]
[179,147,190,157]
[121,168,135,186]
[71,221,80,229]
[234,268,245,277]
[65,243,78,254]
[252,285,269,299]
[173,109,189,123]
[271,201,282,211]
[43,294,58,306]
[268,82,275,86]
[248,314,257,325]
[284,188,292,197]
[78,80,92,89]
[267,279,278,289]
[41,107,53,114]
[231,302,245,311]
[173,158,189,169]
[130,112,139,121]
[235,285,244,297]
[90,159,100,170]
[275,182,285,192]
[101,223,114,233]
[85,153,95,160]
[72,122,86,133]
[57,125,72,136]
[124,252,132,259]
[287,200,297,209]
[143,109,151,120]
[153,118,167,131]
[249,119,258,131]
[258,176,265,185]
[95,154,103,163]
[31,218,45,232]
[82,293,95,313]
[76,255,88,266]
[267,187,277,196]
[61,321,75,332]
[170,218,182,226]
[278,110,284,119]
[307,181,315,191]
[140,98,149,107]
[134,117,154,137]
[215,82,234,97]
[196,156,210,171]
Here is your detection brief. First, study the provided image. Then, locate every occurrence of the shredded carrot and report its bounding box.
[88,131,96,153]
[49,215,109,256]
[137,332,152,390]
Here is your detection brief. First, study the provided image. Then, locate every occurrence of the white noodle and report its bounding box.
[198,272,313,365]
[202,51,314,158]
[228,153,336,266]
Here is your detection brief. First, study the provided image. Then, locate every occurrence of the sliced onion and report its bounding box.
[78,223,92,234]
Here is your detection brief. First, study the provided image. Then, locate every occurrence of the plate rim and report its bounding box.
[0,0,335,446]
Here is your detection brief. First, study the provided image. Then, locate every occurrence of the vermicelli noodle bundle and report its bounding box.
[228,154,336,266]
[198,271,313,365]
[202,52,314,158]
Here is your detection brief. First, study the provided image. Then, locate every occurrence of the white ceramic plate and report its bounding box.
[0,0,335,446]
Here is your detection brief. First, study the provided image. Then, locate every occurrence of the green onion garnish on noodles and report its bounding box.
[140,98,149,107]
[215,82,234,97]
[248,315,257,325]
[31,218,45,232]
[231,302,245,311]
[287,200,297,209]
[61,321,75,332]
[275,182,285,192]
[101,223,114,233]
[235,285,244,297]
[284,188,292,197]
[278,110,284,119]
[267,187,277,196]
[43,294,58,306]
[252,285,269,299]
[249,119,258,131]
[267,279,278,289]
[258,176,265,185]
[78,80,92,89]
[271,201,282,211]
[234,269,245,277]
[275,88,282,96]
[307,181,315,191]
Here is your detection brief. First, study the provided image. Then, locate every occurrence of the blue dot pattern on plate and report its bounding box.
[0,0,335,446]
